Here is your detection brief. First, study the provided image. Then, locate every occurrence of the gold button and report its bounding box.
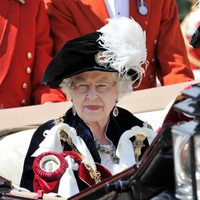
[149,75,154,82]
[151,58,155,63]
[21,99,26,105]
[26,67,31,74]
[22,83,28,89]
[154,40,157,45]
[27,52,32,59]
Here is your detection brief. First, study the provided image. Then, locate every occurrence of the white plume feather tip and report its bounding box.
[97,17,148,84]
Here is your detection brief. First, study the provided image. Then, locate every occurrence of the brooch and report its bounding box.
[95,51,109,66]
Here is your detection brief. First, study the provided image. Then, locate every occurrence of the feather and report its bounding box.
[97,17,148,83]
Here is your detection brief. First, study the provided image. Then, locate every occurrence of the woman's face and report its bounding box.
[71,71,118,124]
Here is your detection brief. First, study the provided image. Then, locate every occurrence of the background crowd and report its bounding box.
[0,0,199,109]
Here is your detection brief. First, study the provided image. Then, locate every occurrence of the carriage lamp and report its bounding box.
[172,121,200,200]
[171,83,200,200]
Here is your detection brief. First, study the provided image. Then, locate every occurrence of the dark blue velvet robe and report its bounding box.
[20,107,147,192]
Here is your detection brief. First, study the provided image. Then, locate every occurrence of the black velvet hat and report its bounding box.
[42,32,117,89]
[42,17,147,89]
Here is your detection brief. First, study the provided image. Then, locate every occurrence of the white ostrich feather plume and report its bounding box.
[97,17,148,82]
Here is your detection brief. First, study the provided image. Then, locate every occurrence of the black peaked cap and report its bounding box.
[42,32,117,89]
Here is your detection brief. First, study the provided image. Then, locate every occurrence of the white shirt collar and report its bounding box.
[104,0,129,18]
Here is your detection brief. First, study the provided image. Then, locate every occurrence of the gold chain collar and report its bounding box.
[95,141,119,164]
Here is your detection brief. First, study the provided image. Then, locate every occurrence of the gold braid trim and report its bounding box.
[59,129,102,183]
[59,130,80,154]
[84,164,101,184]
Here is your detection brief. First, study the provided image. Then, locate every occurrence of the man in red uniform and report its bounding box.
[44,0,194,90]
[0,0,66,109]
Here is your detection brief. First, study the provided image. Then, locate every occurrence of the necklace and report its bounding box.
[85,118,119,163]
[95,140,119,164]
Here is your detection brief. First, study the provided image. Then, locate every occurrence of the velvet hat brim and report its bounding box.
[42,32,117,89]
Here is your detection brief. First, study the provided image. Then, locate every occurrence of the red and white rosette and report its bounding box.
[33,151,67,193]
[33,151,80,198]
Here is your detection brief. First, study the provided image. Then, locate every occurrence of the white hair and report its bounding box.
[60,72,133,100]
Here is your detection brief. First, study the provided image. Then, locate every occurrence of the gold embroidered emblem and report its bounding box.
[133,134,147,163]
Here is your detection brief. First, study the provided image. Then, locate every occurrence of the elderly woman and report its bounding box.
[20,17,156,198]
